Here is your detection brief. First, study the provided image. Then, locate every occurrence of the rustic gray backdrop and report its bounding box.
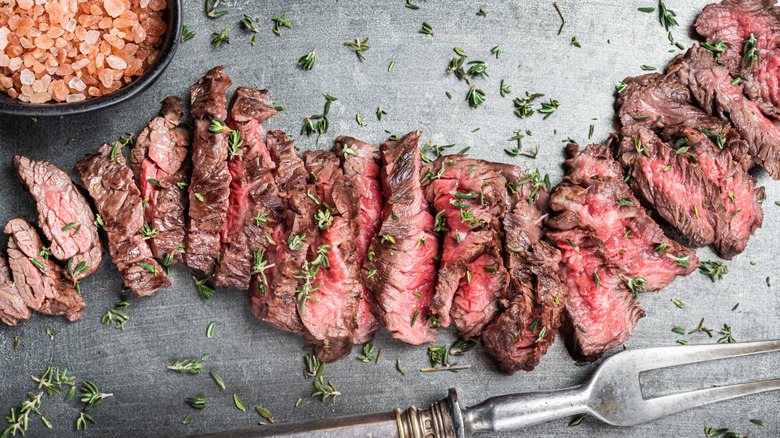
[0,0,778,437]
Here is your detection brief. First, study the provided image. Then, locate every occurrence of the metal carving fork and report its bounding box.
[187,340,780,438]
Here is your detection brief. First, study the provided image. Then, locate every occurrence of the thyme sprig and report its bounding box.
[701,37,732,61]
[30,367,75,397]
[206,0,228,18]
[357,343,376,363]
[101,295,131,330]
[272,14,292,36]
[2,392,44,437]
[717,324,736,343]
[76,412,96,430]
[168,359,203,374]
[298,48,316,70]
[345,37,370,60]
[699,261,728,282]
[466,84,485,108]
[79,380,113,410]
[742,33,761,71]
[186,393,206,409]
[240,14,258,32]
[312,377,340,404]
[211,28,230,48]
[419,22,434,36]
[227,130,244,159]
[181,25,196,42]
[194,275,215,300]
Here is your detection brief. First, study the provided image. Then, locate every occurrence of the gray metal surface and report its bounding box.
[0,1,778,437]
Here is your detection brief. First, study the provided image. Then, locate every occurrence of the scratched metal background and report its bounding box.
[0,1,778,437]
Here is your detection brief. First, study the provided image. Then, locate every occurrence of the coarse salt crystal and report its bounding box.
[0,27,9,51]
[8,57,22,71]
[34,34,53,50]
[85,30,99,45]
[30,92,51,103]
[19,68,35,85]
[68,76,86,91]
[0,54,9,67]
[65,93,86,103]
[104,0,126,18]
[17,0,33,10]
[106,55,126,70]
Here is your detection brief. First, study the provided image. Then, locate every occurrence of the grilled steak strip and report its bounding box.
[333,137,383,345]
[299,151,362,362]
[214,87,278,290]
[668,46,780,179]
[547,214,645,362]
[618,125,729,248]
[695,0,780,119]
[186,66,233,274]
[0,253,30,326]
[665,128,765,259]
[77,143,172,297]
[363,131,440,345]
[14,156,103,281]
[130,96,191,264]
[615,73,733,135]
[248,131,314,335]
[554,144,697,290]
[422,156,509,338]
[5,217,85,321]
[482,201,565,374]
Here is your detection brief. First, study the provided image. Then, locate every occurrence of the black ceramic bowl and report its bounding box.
[0,0,181,117]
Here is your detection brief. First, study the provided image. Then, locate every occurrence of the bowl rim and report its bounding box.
[0,0,182,117]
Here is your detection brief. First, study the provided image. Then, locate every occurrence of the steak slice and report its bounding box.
[618,125,729,248]
[0,252,30,326]
[669,46,780,179]
[14,156,103,281]
[248,131,315,335]
[547,215,645,361]
[363,131,440,345]
[482,201,566,374]
[333,136,383,345]
[615,73,732,134]
[186,66,233,274]
[298,151,361,362]
[5,217,84,321]
[665,128,765,258]
[564,143,623,179]
[422,156,509,338]
[214,87,278,290]
[130,96,191,264]
[695,0,780,119]
[550,175,697,291]
[76,143,171,297]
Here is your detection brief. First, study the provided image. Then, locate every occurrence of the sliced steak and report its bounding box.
[618,125,729,248]
[482,201,566,374]
[333,136,383,344]
[214,87,278,290]
[0,253,30,326]
[668,46,780,178]
[186,66,233,274]
[550,176,697,291]
[5,217,84,321]
[547,215,645,361]
[298,151,361,362]
[564,143,623,179]
[695,0,780,119]
[14,156,103,281]
[615,73,731,134]
[363,131,440,345]
[76,143,171,297]
[665,128,765,258]
[248,131,315,335]
[130,96,191,264]
[422,156,509,338]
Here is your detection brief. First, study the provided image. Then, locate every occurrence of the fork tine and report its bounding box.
[639,378,780,424]
[632,340,780,372]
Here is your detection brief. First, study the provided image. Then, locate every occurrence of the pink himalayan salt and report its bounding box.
[19,68,34,85]
[104,0,127,18]
[106,55,126,69]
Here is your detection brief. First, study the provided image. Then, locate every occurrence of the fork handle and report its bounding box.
[462,386,589,435]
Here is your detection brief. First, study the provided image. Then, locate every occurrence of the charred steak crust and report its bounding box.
[130,96,191,264]
[76,144,171,297]
[483,201,565,374]
[215,87,279,290]
[5,217,85,322]
[668,46,780,179]
[300,151,362,362]
[0,252,31,326]
[248,130,314,336]
[13,156,103,281]
[665,128,765,259]
[618,125,729,248]
[615,72,732,135]
[333,136,384,345]
[547,215,645,362]
[422,156,509,338]
[363,131,440,345]
[186,66,233,274]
